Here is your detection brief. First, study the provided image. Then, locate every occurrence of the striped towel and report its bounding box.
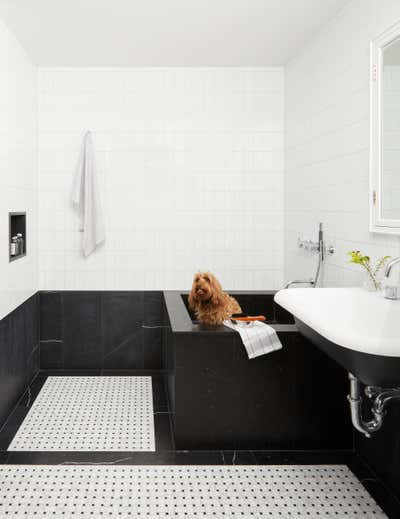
[223,320,282,359]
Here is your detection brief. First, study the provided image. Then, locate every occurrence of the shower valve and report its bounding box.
[298,238,334,255]
[298,238,319,252]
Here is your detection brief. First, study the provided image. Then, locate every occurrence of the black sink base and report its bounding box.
[295,318,400,388]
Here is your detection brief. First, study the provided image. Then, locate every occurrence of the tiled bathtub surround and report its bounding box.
[164,291,352,451]
[38,67,284,291]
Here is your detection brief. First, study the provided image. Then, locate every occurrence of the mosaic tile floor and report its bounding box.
[7,376,155,452]
[0,464,386,518]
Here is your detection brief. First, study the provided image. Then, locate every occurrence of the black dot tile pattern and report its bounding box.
[0,465,386,517]
[7,377,155,452]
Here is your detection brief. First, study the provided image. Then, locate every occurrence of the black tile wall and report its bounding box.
[102,293,144,369]
[39,291,167,371]
[143,327,163,369]
[39,292,62,341]
[40,341,63,370]
[144,291,164,326]
[0,294,40,429]
[63,293,102,369]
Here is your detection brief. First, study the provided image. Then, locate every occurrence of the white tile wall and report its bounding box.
[284,0,400,288]
[11,0,400,296]
[38,68,284,290]
[0,19,37,320]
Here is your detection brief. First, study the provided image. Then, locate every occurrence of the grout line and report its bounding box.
[25,387,32,409]
[232,451,237,465]
[142,325,171,329]
[58,457,134,466]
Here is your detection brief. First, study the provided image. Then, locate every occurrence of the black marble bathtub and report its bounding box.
[163,291,353,451]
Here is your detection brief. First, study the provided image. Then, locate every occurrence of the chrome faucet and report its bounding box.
[384,257,400,278]
[383,257,400,300]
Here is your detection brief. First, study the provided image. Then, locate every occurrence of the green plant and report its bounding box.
[348,251,391,290]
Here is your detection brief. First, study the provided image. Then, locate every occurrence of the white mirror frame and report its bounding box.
[370,19,400,235]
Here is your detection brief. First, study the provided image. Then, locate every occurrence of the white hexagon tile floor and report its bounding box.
[7,376,155,452]
[0,465,386,518]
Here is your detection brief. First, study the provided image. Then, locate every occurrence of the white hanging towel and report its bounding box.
[223,320,282,359]
[71,131,105,256]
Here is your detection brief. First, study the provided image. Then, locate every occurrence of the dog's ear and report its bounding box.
[189,272,201,309]
[188,285,198,310]
[188,290,197,310]
[209,273,223,306]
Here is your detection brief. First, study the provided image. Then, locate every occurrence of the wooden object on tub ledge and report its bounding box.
[231,314,266,323]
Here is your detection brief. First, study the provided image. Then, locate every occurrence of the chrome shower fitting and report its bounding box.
[297,238,320,253]
[347,373,400,438]
[285,223,335,289]
[284,278,315,289]
[297,233,335,258]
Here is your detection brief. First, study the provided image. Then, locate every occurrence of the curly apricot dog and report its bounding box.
[188,272,242,326]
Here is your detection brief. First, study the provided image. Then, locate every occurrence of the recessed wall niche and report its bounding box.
[9,212,26,262]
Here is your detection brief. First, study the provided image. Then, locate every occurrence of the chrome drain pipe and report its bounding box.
[347,373,400,438]
[347,374,381,438]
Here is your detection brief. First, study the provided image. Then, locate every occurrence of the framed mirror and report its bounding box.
[371,20,400,234]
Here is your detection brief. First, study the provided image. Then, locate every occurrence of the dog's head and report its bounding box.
[188,271,223,309]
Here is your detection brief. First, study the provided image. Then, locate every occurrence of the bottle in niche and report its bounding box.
[17,233,24,255]
[10,236,18,256]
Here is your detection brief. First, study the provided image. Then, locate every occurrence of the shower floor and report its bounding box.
[8,376,155,452]
[0,372,396,518]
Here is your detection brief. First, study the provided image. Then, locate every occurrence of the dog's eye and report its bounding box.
[204,276,210,282]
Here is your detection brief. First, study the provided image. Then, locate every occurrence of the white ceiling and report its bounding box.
[0,0,350,67]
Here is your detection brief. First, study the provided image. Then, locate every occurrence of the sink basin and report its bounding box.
[274,287,400,387]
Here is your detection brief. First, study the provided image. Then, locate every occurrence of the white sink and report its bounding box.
[274,287,400,386]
